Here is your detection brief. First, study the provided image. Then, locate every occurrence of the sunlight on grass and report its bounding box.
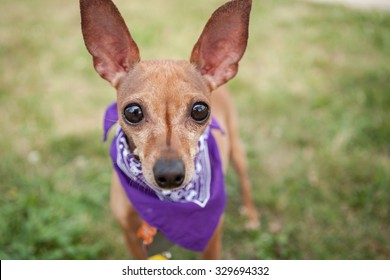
[1,0,389,259]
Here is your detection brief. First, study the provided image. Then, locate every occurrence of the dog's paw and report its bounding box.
[245,218,260,230]
[240,206,260,230]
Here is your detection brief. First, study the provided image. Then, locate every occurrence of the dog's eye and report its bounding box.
[123,103,144,124]
[191,102,210,123]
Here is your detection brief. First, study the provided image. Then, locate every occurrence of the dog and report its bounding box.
[80,0,259,259]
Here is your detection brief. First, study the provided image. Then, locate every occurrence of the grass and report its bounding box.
[1,0,389,259]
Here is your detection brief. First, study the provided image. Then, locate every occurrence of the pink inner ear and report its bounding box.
[80,0,140,86]
[91,37,137,81]
[199,38,240,73]
[190,0,252,88]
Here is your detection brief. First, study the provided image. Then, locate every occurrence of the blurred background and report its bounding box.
[0,0,389,259]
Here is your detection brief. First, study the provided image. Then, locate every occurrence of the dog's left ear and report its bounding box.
[190,0,252,89]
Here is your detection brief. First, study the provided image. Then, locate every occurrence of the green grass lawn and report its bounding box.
[1,0,389,259]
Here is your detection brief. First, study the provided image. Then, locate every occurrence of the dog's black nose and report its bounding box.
[153,158,185,189]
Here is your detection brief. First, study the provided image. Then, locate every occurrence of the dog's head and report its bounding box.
[80,0,251,189]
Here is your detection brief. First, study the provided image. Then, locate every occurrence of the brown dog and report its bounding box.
[80,0,258,259]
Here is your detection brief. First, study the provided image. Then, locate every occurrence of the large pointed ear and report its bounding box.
[190,0,252,89]
[80,0,140,87]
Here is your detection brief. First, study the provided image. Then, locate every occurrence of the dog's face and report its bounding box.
[117,60,211,189]
[80,0,251,189]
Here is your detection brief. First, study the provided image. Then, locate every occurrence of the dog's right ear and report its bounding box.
[80,0,140,87]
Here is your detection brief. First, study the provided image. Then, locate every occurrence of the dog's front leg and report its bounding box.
[110,171,147,259]
[202,217,223,260]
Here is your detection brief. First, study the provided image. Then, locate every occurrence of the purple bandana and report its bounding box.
[103,102,226,251]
